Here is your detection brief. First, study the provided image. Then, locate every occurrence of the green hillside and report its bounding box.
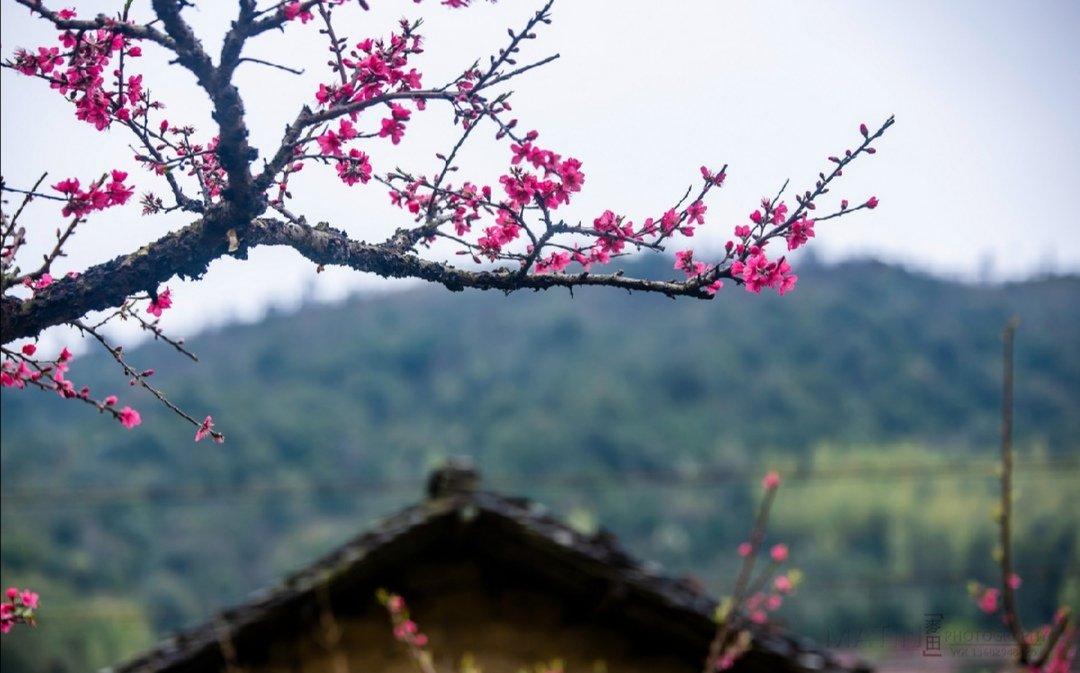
[1,258,1078,672]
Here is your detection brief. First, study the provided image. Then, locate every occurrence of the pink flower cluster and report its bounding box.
[730,248,797,295]
[968,577,1076,672]
[281,23,431,193]
[501,136,586,210]
[742,567,797,627]
[52,171,134,219]
[476,208,523,258]
[2,345,140,430]
[310,24,423,109]
[13,10,145,131]
[674,250,723,295]
[716,469,798,670]
[1,587,39,634]
[283,2,315,23]
[133,121,230,203]
[182,133,228,199]
[721,199,800,295]
[380,591,430,650]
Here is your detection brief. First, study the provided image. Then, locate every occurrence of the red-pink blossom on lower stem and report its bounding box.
[979,587,1000,614]
[1,587,39,634]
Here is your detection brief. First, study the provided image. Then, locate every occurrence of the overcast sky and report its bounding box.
[2,0,1079,345]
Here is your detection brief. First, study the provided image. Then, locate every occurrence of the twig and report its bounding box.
[999,317,1028,663]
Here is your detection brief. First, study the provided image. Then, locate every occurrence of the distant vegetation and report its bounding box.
[2,258,1078,673]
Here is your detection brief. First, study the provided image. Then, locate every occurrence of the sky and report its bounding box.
[2,0,1079,346]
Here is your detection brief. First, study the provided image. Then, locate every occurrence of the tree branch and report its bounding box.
[1,216,717,344]
[150,0,261,223]
[999,317,1029,663]
[12,0,177,50]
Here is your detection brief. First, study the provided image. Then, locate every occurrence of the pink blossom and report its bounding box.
[147,288,173,317]
[21,344,36,356]
[535,251,571,275]
[53,178,80,194]
[685,200,707,225]
[336,150,373,186]
[731,250,798,296]
[786,217,815,251]
[774,575,793,593]
[1007,573,1022,590]
[770,202,789,225]
[557,157,585,194]
[674,249,696,275]
[700,165,726,186]
[283,2,314,23]
[317,130,343,156]
[650,209,674,235]
[32,274,54,291]
[737,542,752,557]
[865,196,879,209]
[762,470,781,490]
[104,395,118,406]
[106,171,134,206]
[978,588,999,614]
[770,543,789,563]
[379,104,411,145]
[1,585,39,634]
[19,591,39,610]
[118,406,141,429]
[195,415,222,443]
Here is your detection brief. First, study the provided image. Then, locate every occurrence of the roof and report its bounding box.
[112,462,870,673]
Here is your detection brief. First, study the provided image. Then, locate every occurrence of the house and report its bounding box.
[112,462,868,673]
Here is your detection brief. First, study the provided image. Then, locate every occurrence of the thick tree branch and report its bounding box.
[256,218,722,296]
[150,0,262,224]
[1,216,717,343]
[2,218,226,343]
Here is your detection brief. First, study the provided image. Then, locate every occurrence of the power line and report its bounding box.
[22,565,1080,622]
[2,459,1077,508]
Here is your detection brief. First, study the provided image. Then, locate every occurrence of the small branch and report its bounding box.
[237,57,304,75]
[704,482,779,673]
[999,316,1028,663]
[73,319,223,441]
[13,0,177,50]
[0,346,128,422]
[1,185,66,203]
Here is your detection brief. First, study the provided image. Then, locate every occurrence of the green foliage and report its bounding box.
[1,259,1077,672]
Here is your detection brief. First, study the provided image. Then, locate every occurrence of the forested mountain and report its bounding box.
[2,258,1078,672]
